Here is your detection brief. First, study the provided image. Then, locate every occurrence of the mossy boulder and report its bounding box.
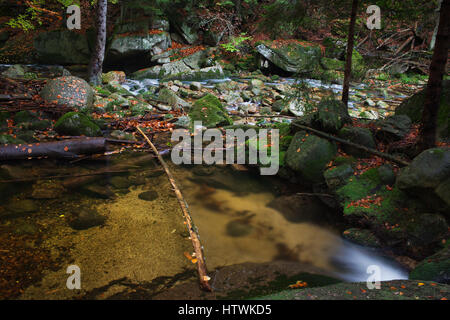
[34,30,91,64]
[2,64,26,79]
[374,114,412,142]
[256,41,322,74]
[40,76,94,111]
[342,228,382,248]
[189,94,233,128]
[54,112,102,137]
[410,246,450,283]
[158,88,190,109]
[102,71,126,84]
[395,80,449,138]
[321,57,345,71]
[285,131,337,183]
[0,134,26,145]
[338,127,376,158]
[324,163,354,191]
[105,80,132,96]
[396,148,450,214]
[313,98,351,133]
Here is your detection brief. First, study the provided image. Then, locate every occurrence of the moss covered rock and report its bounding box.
[54,112,102,137]
[338,126,376,158]
[342,228,382,248]
[189,94,233,128]
[410,246,450,283]
[286,131,337,183]
[324,163,354,191]
[256,41,322,74]
[40,76,94,111]
[158,88,190,109]
[313,98,351,133]
[395,80,449,138]
[397,148,450,214]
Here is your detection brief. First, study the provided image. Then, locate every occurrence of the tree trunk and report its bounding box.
[342,0,359,107]
[430,0,443,50]
[418,0,449,151]
[88,0,108,85]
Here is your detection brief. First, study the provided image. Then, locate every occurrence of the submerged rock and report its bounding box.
[226,219,253,237]
[40,76,94,111]
[138,191,159,201]
[31,180,65,199]
[68,208,106,230]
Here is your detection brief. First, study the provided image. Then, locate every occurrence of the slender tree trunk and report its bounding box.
[88,0,107,85]
[342,0,359,107]
[430,0,443,50]
[418,0,449,151]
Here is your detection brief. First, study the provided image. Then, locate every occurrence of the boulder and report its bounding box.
[313,99,351,133]
[410,246,450,283]
[102,71,126,84]
[324,163,354,191]
[40,76,94,111]
[397,148,450,213]
[2,64,26,79]
[170,17,198,44]
[285,131,337,183]
[158,88,191,109]
[374,114,412,142]
[342,228,382,248]
[395,80,449,138]
[107,32,171,64]
[54,112,102,137]
[256,41,321,74]
[189,94,233,128]
[34,30,91,64]
[338,127,376,158]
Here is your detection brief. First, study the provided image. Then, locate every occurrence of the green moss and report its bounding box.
[54,112,102,137]
[410,246,450,282]
[189,94,233,128]
[219,272,341,300]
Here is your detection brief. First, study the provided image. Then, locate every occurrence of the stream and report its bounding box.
[0,71,413,299]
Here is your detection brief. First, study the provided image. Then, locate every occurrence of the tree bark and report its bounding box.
[430,0,443,50]
[88,0,108,85]
[342,0,359,107]
[0,138,107,160]
[418,0,449,151]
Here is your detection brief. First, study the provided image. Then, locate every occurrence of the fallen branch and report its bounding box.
[136,126,212,292]
[291,123,410,167]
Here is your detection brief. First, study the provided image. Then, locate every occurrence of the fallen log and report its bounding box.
[137,126,213,292]
[291,123,410,167]
[0,137,107,161]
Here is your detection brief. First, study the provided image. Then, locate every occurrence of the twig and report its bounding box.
[296,192,335,198]
[136,126,212,292]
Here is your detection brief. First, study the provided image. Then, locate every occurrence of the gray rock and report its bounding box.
[34,30,91,64]
[397,148,450,213]
[338,127,376,158]
[40,76,94,111]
